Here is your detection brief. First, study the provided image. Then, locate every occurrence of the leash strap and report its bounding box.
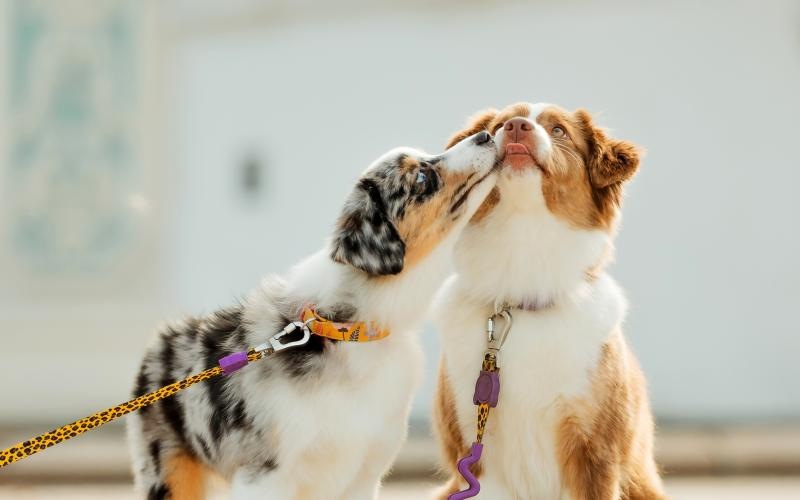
[450,354,499,500]
[0,350,264,469]
[0,306,391,469]
[449,309,512,500]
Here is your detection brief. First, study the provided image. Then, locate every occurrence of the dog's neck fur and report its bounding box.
[453,173,614,308]
[282,232,460,333]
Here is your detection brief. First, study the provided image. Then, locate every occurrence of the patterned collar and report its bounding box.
[300,306,390,342]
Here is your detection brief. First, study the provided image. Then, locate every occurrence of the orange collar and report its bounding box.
[300,306,390,342]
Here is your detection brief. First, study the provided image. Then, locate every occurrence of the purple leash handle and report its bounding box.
[449,442,483,500]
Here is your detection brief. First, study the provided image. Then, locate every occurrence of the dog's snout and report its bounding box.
[474,131,492,145]
[503,117,534,142]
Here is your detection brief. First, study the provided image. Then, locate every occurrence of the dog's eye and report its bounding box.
[552,126,566,138]
[416,171,427,184]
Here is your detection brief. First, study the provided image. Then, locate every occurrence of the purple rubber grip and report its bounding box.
[473,370,500,407]
[449,442,483,500]
[219,351,248,374]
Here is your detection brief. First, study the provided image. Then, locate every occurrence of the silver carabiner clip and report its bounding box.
[486,309,513,354]
[252,320,312,355]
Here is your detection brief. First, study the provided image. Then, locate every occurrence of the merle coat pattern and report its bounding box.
[128,134,498,500]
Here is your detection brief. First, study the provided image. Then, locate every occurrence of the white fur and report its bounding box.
[454,170,611,307]
[232,216,498,499]
[435,274,625,499]
[233,245,455,499]
[435,160,627,498]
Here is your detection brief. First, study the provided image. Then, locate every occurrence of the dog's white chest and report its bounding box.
[436,275,625,499]
[236,335,424,491]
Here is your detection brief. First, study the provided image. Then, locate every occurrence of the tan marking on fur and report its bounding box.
[557,331,666,500]
[445,109,499,149]
[398,154,421,173]
[433,360,481,496]
[394,166,482,268]
[541,153,608,229]
[395,190,449,268]
[164,452,207,500]
[539,106,640,231]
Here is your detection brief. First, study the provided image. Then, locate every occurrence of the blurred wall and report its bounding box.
[1,0,799,425]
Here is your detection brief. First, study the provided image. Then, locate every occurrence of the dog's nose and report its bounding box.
[474,131,492,145]
[503,117,534,142]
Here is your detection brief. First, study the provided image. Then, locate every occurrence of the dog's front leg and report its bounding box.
[336,479,380,500]
[337,425,408,500]
[231,468,296,500]
[556,408,624,500]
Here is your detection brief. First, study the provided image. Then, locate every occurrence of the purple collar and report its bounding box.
[499,298,554,312]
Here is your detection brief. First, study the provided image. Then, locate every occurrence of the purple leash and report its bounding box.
[449,370,500,500]
[450,442,484,499]
[448,309,512,500]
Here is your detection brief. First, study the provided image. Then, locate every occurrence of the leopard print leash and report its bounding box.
[0,309,390,469]
[0,350,265,469]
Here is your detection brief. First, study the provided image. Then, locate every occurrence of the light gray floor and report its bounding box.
[1,477,800,499]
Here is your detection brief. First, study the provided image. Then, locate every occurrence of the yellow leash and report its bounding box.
[0,307,389,469]
[0,351,263,469]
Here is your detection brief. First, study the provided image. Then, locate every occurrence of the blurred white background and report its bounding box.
[1,0,799,492]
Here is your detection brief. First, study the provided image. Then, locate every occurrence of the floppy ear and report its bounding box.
[330,178,406,276]
[445,108,498,149]
[576,109,642,188]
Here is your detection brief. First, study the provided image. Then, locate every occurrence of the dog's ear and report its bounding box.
[576,109,642,188]
[445,108,498,150]
[330,178,406,276]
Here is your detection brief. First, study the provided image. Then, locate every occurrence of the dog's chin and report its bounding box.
[495,162,545,202]
[500,158,543,180]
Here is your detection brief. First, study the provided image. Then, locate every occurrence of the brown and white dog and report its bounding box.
[433,103,666,499]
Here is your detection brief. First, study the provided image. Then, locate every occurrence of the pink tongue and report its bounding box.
[506,143,529,155]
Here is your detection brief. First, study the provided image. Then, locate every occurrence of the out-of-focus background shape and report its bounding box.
[1,0,799,497]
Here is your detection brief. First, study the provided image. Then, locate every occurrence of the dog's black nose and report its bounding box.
[474,131,492,145]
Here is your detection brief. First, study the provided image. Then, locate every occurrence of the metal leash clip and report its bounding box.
[262,319,314,354]
[486,309,513,360]
[221,319,314,375]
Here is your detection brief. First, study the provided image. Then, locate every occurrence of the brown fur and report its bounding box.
[447,103,641,233]
[394,157,489,268]
[557,331,665,499]
[445,109,498,149]
[164,452,207,500]
[393,156,449,268]
[396,198,448,267]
